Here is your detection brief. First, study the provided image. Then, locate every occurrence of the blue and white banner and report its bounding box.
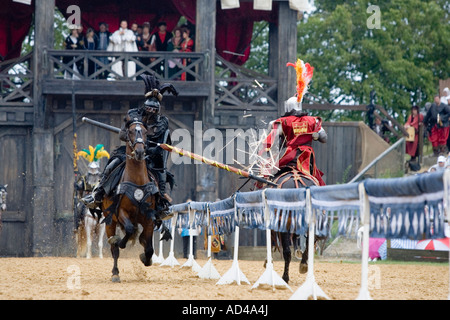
[189,201,208,228]
[236,190,265,230]
[310,183,360,237]
[209,196,236,235]
[364,171,446,240]
[265,188,307,235]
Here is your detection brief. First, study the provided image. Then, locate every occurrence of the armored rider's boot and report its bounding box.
[155,171,173,221]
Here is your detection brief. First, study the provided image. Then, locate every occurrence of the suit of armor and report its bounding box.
[81,74,178,219]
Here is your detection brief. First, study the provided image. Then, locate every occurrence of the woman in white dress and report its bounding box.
[108,20,138,79]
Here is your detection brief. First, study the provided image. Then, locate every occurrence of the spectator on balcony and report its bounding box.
[149,21,172,75]
[180,27,194,81]
[85,28,99,78]
[96,22,111,79]
[167,27,183,79]
[63,28,84,80]
[424,94,450,156]
[137,23,152,70]
[404,105,423,168]
[150,21,172,52]
[108,20,138,79]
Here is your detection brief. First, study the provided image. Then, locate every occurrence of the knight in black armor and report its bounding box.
[81,74,178,220]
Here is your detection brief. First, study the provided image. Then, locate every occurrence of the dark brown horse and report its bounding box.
[102,116,159,282]
[268,168,324,284]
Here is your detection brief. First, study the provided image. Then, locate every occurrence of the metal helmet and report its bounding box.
[140,73,178,115]
[87,161,100,175]
[284,96,302,113]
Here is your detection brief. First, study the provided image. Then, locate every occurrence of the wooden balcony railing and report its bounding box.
[0,52,33,106]
[46,50,207,82]
[214,55,277,111]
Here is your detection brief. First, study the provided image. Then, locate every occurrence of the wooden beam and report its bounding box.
[195,0,218,202]
[42,79,210,97]
[32,0,56,256]
[270,1,298,115]
[302,103,367,111]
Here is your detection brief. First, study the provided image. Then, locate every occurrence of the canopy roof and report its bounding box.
[1,0,278,64]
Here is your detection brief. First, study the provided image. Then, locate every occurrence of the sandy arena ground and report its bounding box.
[0,254,448,300]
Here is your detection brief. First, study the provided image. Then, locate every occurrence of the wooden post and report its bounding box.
[269,2,298,116]
[32,0,55,256]
[195,0,218,202]
[196,0,216,124]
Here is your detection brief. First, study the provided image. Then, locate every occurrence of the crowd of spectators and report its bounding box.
[63,19,195,80]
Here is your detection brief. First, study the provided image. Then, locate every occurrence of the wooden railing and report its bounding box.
[0,52,33,106]
[46,50,206,82]
[214,55,277,111]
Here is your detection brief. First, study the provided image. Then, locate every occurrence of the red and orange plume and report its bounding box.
[286,59,314,103]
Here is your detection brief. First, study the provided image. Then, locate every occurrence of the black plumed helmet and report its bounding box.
[141,73,178,108]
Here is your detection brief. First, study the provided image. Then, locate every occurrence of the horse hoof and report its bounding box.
[111,275,121,283]
[294,249,303,260]
[108,235,121,245]
[299,263,308,274]
[140,253,152,267]
[263,259,267,269]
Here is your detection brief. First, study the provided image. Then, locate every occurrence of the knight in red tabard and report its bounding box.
[261,59,327,186]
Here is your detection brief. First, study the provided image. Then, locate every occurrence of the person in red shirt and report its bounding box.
[180,27,194,81]
[261,59,327,186]
[404,105,423,162]
[150,21,172,51]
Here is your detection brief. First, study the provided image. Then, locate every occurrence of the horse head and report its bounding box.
[125,117,147,162]
[0,184,7,211]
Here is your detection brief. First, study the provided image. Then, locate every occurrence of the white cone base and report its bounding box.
[160,252,180,268]
[216,260,250,285]
[198,258,221,279]
[251,263,292,292]
[356,288,373,300]
[181,254,202,273]
[289,275,330,300]
[153,253,164,264]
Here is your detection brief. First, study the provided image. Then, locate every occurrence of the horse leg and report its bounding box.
[98,221,105,259]
[118,210,135,249]
[138,221,154,267]
[300,235,320,274]
[85,216,93,259]
[300,235,309,274]
[280,232,291,283]
[106,221,121,282]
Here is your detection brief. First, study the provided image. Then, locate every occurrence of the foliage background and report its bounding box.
[245,0,450,123]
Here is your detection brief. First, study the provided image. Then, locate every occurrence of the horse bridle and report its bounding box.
[125,121,146,160]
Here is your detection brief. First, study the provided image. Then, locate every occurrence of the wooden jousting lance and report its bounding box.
[82,117,278,187]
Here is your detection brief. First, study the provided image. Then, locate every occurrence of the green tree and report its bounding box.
[22,8,69,55]
[297,0,450,122]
